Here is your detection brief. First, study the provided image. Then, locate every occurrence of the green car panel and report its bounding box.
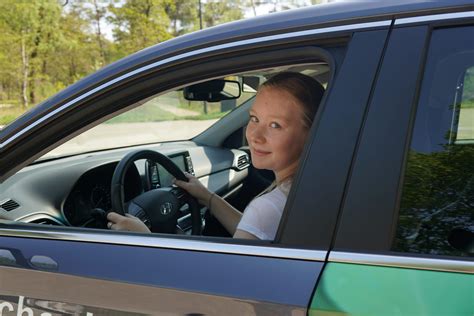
[310,262,474,316]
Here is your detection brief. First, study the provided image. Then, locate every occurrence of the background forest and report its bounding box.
[0,0,323,125]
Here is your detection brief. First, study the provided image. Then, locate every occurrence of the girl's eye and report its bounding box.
[270,122,281,129]
[249,115,258,123]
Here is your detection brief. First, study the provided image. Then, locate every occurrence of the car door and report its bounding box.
[0,19,390,316]
[310,13,474,316]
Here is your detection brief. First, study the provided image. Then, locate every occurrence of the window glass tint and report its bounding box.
[393,27,474,257]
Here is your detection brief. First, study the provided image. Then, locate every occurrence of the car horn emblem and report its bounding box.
[160,202,173,215]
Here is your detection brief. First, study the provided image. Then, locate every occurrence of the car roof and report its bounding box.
[131,0,473,58]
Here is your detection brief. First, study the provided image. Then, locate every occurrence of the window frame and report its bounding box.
[0,31,354,251]
[392,25,474,257]
[277,28,390,248]
[333,20,474,262]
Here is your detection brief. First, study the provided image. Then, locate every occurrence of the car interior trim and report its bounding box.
[0,227,327,261]
[329,251,474,274]
[395,11,474,25]
[0,20,391,149]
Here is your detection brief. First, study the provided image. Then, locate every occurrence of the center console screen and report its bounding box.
[148,152,193,188]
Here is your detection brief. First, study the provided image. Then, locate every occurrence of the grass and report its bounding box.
[0,101,228,127]
[2,96,472,127]
[0,105,27,125]
[0,89,250,126]
[106,103,176,123]
[106,101,227,124]
[181,111,229,120]
[461,99,474,108]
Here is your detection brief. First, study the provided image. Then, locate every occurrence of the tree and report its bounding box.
[203,0,244,28]
[28,1,62,105]
[54,3,107,84]
[164,0,199,36]
[88,0,108,66]
[0,1,65,107]
[108,0,173,57]
[0,2,40,107]
[395,144,474,256]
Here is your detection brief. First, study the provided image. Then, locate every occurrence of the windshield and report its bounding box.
[43,77,256,159]
[40,64,329,160]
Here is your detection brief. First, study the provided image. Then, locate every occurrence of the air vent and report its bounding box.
[30,218,61,226]
[236,154,250,170]
[0,199,20,212]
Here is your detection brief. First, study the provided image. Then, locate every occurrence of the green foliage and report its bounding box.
[0,0,308,124]
[0,105,26,125]
[395,145,474,256]
[203,0,244,27]
[462,67,474,107]
[164,0,199,36]
[393,67,474,256]
[0,0,108,110]
[461,99,474,108]
[108,0,173,57]
[181,111,228,121]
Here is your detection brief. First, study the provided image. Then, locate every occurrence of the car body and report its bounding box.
[0,0,473,315]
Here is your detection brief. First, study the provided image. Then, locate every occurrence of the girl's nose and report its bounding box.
[249,124,265,143]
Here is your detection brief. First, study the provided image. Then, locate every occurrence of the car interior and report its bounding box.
[0,63,330,239]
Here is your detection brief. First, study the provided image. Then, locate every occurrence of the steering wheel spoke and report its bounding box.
[127,201,152,230]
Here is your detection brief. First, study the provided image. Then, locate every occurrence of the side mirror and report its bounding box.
[183,79,241,102]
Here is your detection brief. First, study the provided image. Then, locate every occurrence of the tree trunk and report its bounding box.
[29,73,35,105]
[21,34,29,109]
[93,0,106,66]
[250,0,257,16]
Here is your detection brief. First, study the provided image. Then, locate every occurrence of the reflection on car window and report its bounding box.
[45,76,257,158]
[393,27,474,257]
[456,67,474,143]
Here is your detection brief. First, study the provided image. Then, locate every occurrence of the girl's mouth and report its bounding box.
[252,148,271,156]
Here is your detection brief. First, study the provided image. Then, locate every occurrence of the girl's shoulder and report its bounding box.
[253,182,290,206]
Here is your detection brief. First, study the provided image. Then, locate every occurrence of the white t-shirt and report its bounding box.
[236,183,290,240]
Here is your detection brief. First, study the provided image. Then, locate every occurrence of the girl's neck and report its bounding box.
[275,164,297,184]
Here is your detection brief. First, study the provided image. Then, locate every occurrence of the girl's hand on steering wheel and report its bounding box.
[107,212,151,233]
[173,173,213,207]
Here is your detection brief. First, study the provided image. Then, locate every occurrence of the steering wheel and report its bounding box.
[110,150,201,235]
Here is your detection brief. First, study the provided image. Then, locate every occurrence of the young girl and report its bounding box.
[107,72,325,240]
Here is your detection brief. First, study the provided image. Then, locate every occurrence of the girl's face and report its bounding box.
[246,87,309,182]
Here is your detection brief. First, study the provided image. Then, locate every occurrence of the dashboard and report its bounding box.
[63,162,142,227]
[0,141,250,233]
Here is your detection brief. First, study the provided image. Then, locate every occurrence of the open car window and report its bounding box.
[43,77,257,160]
[1,62,331,244]
[42,64,329,160]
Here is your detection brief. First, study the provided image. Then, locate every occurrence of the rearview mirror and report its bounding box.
[183,79,241,102]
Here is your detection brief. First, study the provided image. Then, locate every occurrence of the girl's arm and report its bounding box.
[206,192,243,235]
[174,173,242,235]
